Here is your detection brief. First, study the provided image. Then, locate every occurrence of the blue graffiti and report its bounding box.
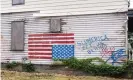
[106,49,127,65]
[87,42,107,54]
[77,34,109,50]
[84,34,109,46]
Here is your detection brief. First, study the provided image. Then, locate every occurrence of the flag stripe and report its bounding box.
[28,37,74,40]
[28,45,52,47]
[28,47,52,49]
[28,56,52,59]
[28,52,52,55]
[29,33,74,37]
[28,41,74,44]
[28,49,52,51]
[28,51,52,53]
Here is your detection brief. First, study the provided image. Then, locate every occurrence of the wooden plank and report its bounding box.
[11,21,24,51]
[50,18,61,32]
[12,0,24,5]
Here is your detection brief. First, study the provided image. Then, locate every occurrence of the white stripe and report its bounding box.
[28,43,75,45]
[28,36,74,38]
[28,47,52,49]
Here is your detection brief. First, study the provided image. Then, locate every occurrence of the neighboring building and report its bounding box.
[1,0,128,65]
[128,0,133,60]
[128,0,133,32]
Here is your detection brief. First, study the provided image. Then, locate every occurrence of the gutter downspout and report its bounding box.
[126,16,128,61]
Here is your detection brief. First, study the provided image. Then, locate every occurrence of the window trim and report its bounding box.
[12,0,25,6]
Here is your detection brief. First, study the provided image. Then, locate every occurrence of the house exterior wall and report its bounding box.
[1,0,128,16]
[1,12,127,65]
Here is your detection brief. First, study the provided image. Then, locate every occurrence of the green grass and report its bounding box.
[1,70,131,80]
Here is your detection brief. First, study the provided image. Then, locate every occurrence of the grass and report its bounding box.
[1,70,131,80]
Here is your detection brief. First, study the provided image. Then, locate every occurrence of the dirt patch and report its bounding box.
[1,70,132,80]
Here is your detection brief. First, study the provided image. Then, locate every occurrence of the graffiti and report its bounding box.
[77,34,109,50]
[77,34,114,55]
[76,34,127,65]
[101,47,115,58]
[87,42,107,54]
[106,49,127,65]
[28,33,74,59]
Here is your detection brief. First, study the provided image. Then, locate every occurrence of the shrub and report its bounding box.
[59,57,132,78]
[5,61,20,69]
[5,61,35,72]
[22,62,35,72]
[123,60,133,78]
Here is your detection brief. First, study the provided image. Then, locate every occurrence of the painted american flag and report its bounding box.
[28,33,74,60]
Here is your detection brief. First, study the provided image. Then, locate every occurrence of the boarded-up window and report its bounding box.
[11,21,24,51]
[12,0,25,5]
[50,18,61,33]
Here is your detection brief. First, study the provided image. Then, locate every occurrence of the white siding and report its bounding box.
[1,0,128,16]
[1,12,52,64]
[1,12,127,64]
[62,13,127,62]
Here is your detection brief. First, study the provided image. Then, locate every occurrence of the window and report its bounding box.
[50,18,61,33]
[11,21,24,51]
[12,0,25,5]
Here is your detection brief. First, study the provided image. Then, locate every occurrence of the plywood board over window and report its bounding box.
[12,0,25,5]
[11,21,24,51]
[50,18,61,33]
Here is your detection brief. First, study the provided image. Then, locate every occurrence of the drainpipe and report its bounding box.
[126,16,128,61]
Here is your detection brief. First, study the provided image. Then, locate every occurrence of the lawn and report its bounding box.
[1,70,132,80]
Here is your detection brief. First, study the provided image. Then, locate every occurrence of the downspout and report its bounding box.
[122,15,128,60]
[126,16,128,60]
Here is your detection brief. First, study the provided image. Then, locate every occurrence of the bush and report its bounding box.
[22,62,35,72]
[59,57,133,78]
[5,61,20,69]
[5,61,35,72]
[123,60,133,78]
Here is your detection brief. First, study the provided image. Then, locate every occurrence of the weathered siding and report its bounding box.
[1,11,52,64]
[1,0,128,16]
[1,12,127,64]
[62,13,127,65]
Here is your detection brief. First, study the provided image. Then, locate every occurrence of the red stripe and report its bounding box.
[28,45,52,47]
[28,56,52,59]
[28,49,51,51]
[28,41,51,44]
[28,52,51,55]
[28,41,74,44]
[28,37,74,40]
[29,33,74,37]
[53,41,74,44]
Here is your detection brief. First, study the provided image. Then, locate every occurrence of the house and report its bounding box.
[1,0,129,65]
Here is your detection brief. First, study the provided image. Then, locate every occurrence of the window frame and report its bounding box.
[12,0,25,6]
